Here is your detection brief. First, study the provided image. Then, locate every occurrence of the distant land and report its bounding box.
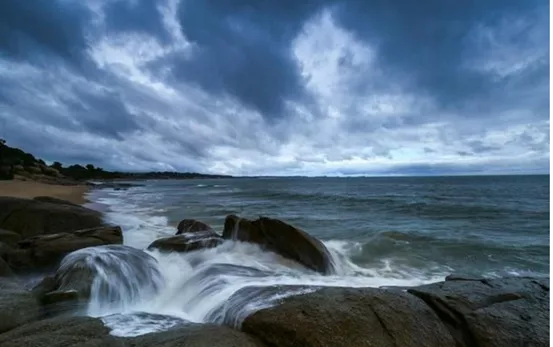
[0,139,231,183]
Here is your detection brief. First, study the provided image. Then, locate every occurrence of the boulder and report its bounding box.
[176,219,213,234]
[0,257,13,277]
[240,286,455,347]
[128,323,267,347]
[148,231,223,253]
[4,226,123,271]
[0,316,121,347]
[0,197,104,239]
[0,278,40,333]
[0,229,21,246]
[33,196,82,207]
[0,316,266,347]
[33,245,162,313]
[407,276,550,347]
[222,215,335,274]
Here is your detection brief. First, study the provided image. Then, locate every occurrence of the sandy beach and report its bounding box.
[0,180,90,205]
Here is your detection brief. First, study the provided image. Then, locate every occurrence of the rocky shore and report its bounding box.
[0,196,549,347]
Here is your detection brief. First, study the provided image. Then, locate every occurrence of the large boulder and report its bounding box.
[148,231,223,253]
[240,286,455,347]
[4,226,123,271]
[176,219,213,234]
[33,245,162,316]
[0,229,21,246]
[0,316,266,347]
[128,323,267,347]
[0,278,40,333]
[222,215,335,274]
[407,276,550,347]
[0,197,104,239]
[0,257,13,277]
[0,316,121,347]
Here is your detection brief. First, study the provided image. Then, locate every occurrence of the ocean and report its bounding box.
[84,174,549,336]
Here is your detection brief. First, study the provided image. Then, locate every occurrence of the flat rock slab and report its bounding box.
[408,276,550,347]
[5,226,123,271]
[0,197,103,239]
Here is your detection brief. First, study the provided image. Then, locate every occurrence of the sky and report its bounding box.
[0,0,549,176]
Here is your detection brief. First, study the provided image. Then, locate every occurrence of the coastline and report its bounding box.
[0,180,91,205]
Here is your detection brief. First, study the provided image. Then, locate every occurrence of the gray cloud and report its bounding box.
[0,0,548,176]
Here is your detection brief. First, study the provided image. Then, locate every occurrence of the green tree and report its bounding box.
[51,162,63,170]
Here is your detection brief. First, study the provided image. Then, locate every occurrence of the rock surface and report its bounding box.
[222,215,335,274]
[0,316,121,347]
[0,278,40,333]
[4,226,123,271]
[176,219,213,234]
[240,286,455,347]
[0,229,21,246]
[148,231,223,253]
[0,197,104,239]
[128,323,267,347]
[407,276,550,347]
[31,245,161,320]
[0,258,12,277]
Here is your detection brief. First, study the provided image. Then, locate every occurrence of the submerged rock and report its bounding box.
[0,197,104,239]
[4,226,123,271]
[148,231,223,253]
[0,278,40,334]
[407,276,550,347]
[176,219,213,235]
[222,215,335,274]
[240,286,455,347]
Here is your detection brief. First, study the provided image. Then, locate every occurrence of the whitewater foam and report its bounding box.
[79,187,448,336]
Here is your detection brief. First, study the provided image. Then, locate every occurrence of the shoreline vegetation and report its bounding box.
[0,139,231,184]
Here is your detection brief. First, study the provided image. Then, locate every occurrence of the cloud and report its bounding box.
[0,0,548,176]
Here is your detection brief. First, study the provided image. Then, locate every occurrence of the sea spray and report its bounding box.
[57,245,163,317]
[76,240,446,336]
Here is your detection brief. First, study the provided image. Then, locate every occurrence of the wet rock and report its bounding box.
[4,226,123,271]
[222,215,335,274]
[33,245,161,311]
[408,276,550,347]
[0,197,104,239]
[241,286,455,347]
[0,278,40,333]
[0,316,121,347]
[148,231,223,253]
[176,219,213,235]
[32,196,81,207]
[0,229,21,246]
[0,257,13,277]
[128,323,266,347]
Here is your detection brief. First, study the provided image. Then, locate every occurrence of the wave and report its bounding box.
[80,184,547,337]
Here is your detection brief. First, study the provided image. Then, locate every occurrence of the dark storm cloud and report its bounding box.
[0,0,90,64]
[102,0,171,43]
[172,0,323,118]
[61,88,142,140]
[331,0,548,109]
[0,0,548,175]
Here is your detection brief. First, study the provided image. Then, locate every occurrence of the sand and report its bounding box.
[0,180,90,205]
